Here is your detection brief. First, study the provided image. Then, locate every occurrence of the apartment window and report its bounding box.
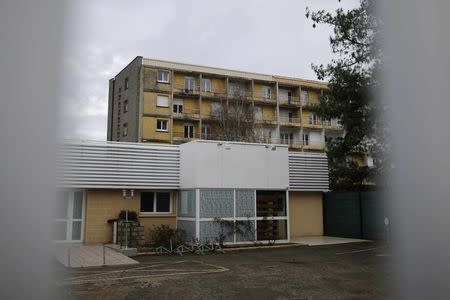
[156,95,169,107]
[123,100,129,113]
[211,102,221,113]
[280,132,293,145]
[173,99,183,113]
[184,123,194,138]
[201,78,212,92]
[184,77,195,92]
[122,123,128,136]
[301,90,309,103]
[288,112,293,122]
[140,192,171,213]
[263,86,271,99]
[287,91,292,101]
[254,106,263,120]
[302,133,309,145]
[118,87,122,94]
[229,82,244,96]
[156,119,168,131]
[124,77,129,90]
[157,70,170,83]
[309,112,318,125]
[201,125,211,139]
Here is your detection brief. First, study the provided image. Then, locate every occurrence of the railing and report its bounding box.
[173,84,200,95]
[173,108,200,119]
[269,138,326,149]
[279,96,301,106]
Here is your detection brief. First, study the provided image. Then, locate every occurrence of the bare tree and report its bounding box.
[210,87,264,143]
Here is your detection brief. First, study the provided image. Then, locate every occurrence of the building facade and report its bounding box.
[58,140,328,244]
[107,57,344,152]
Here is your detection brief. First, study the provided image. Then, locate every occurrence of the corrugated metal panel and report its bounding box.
[289,152,329,191]
[58,140,180,189]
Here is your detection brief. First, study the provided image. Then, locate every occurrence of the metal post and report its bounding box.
[67,246,71,268]
[103,244,106,266]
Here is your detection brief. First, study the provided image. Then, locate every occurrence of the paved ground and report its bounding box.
[60,242,391,299]
[291,236,370,246]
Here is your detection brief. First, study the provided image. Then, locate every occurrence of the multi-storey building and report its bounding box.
[107,57,343,152]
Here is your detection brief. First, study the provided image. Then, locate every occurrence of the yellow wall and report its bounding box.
[308,90,320,104]
[211,77,226,93]
[254,82,274,98]
[173,73,199,88]
[142,116,171,141]
[143,92,171,115]
[173,120,198,138]
[183,98,199,112]
[84,189,177,244]
[262,106,275,120]
[289,191,323,237]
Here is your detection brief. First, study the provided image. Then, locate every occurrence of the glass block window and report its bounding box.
[200,221,233,243]
[178,190,196,218]
[236,220,256,242]
[200,189,234,218]
[236,190,255,218]
[177,220,196,241]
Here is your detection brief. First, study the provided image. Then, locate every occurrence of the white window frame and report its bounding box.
[157,70,170,83]
[263,86,271,99]
[280,132,294,145]
[184,77,195,92]
[156,95,169,107]
[309,112,318,125]
[254,106,263,120]
[140,191,172,215]
[123,100,129,113]
[184,123,195,138]
[201,124,211,139]
[173,99,184,114]
[302,133,310,145]
[201,78,212,92]
[54,190,85,243]
[301,90,309,103]
[122,123,128,136]
[156,119,168,132]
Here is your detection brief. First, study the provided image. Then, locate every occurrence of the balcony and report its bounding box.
[172,130,201,143]
[301,101,319,109]
[173,84,200,97]
[253,91,277,104]
[255,116,278,125]
[302,118,323,128]
[269,138,325,150]
[279,96,301,107]
[173,108,200,120]
[323,119,343,130]
[279,116,302,127]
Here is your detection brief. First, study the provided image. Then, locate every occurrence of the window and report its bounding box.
[124,77,129,90]
[229,82,244,96]
[201,78,212,92]
[184,77,195,92]
[118,87,122,94]
[309,112,318,125]
[288,112,293,122]
[300,90,309,103]
[156,95,169,107]
[157,70,170,83]
[302,133,309,145]
[254,106,262,120]
[263,86,271,99]
[211,102,221,113]
[280,132,294,145]
[184,123,194,138]
[156,119,168,131]
[201,125,211,139]
[287,91,292,101]
[140,192,171,213]
[122,123,128,136]
[123,100,129,113]
[173,99,183,113]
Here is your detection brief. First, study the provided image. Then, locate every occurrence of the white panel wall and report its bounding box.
[180,141,289,189]
[308,130,324,146]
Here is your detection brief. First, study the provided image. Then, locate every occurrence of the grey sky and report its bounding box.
[61,0,358,141]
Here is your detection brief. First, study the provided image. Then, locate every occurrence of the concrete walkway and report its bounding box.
[54,244,139,268]
[291,236,370,246]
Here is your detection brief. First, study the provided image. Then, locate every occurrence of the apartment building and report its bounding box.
[107,57,343,152]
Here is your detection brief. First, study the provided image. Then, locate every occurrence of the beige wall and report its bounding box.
[289,191,323,237]
[142,116,171,141]
[84,189,177,244]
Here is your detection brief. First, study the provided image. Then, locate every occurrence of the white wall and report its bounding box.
[180,141,289,189]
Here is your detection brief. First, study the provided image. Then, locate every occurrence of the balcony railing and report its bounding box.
[173,84,200,96]
[279,96,301,106]
[173,108,200,120]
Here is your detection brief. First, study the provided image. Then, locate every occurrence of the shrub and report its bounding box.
[150,224,186,248]
[118,210,138,222]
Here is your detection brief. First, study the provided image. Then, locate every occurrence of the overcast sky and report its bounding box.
[61,0,358,141]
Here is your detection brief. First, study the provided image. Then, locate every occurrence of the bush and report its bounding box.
[150,224,186,248]
[118,210,138,222]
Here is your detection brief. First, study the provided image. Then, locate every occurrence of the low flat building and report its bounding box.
[57,139,328,244]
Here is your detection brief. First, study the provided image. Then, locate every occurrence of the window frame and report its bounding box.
[157,70,170,83]
[184,123,195,138]
[201,124,211,139]
[263,86,272,99]
[140,191,172,214]
[156,119,168,132]
[156,95,169,108]
[201,78,212,92]
[300,90,309,103]
[173,99,184,114]
[123,100,129,113]
[124,77,129,90]
[184,77,195,91]
[122,123,128,136]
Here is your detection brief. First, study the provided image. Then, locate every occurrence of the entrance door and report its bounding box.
[54,190,85,242]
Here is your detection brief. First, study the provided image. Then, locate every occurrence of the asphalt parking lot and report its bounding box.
[62,242,391,299]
